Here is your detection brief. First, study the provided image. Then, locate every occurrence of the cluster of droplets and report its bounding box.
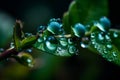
[34,18,88,56]
[90,17,120,63]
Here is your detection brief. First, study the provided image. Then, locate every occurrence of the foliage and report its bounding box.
[1,0,120,68]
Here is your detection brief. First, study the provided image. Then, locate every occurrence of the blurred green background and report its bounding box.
[0,0,120,80]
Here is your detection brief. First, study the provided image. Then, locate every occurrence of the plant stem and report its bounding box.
[0,48,18,61]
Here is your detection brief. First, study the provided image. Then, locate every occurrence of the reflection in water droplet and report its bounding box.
[68,45,76,54]
[37,26,46,33]
[59,38,68,47]
[105,34,110,40]
[113,32,118,38]
[25,33,32,37]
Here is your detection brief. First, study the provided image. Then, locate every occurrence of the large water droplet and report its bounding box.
[72,23,86,37]
[47,19,62,34]
[68,38,73,44]
[45,36,57,51]
[59,38,68,47]
[100,17,111,30]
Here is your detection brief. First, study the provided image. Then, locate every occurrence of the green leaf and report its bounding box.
[21,35,37,49]
[89,29,120,65]
[13,20,24,51]
[63,0,108,33]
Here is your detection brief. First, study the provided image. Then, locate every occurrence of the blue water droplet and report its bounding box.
[68,38,73,44]
[47,19,62,34]
[100,17,111,29]
[72,23,86,37]
[80,42,88,48]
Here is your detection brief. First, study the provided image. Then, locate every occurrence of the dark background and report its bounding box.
[0,0,120,80]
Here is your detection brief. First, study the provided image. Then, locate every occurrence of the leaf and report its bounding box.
[89,29,120,65]
[63,0,108,33]
[13,20,24,51]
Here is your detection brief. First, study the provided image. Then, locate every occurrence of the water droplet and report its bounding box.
[68,38,73,44]
[25,33,32,37]
[80,42,88,48]
[26,49,32,53]
[37,37,43,43]
[37,26,46,33]
[59,38,68,47]
[72,23,86,37]
[68,45,77,54]
[106,43,112,49]
[105,34,111,42]
[91,33,95,38]
[99,17,111,30]
[98,33,104,41]
[113,32,118,38]
[112,52,117,57]
[45,36,57,51]
[47,19,62,34]
[10,42,14,48]
[0,48,4,52]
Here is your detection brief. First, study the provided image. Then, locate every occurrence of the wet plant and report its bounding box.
[1,0,120,67]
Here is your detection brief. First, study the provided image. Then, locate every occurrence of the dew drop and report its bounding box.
[112,52,117,57]
[98,33,104,41]
[37,37,43,43]
[47,19,62,34]
[59,38,68,47]
[10,42,14,48]
[99,17,111,30]
[68,38,73,44]
[91,33,95,38]
[80,42,88,48]
[68,45,77,54]
[106,43,112,49]
[26,49,32,53]
[0,48,4,52]
[45,36,57,51]
[25,33,32,37]
[37,26,46,33]
[113,32,118,38]
[72,23,86,37]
